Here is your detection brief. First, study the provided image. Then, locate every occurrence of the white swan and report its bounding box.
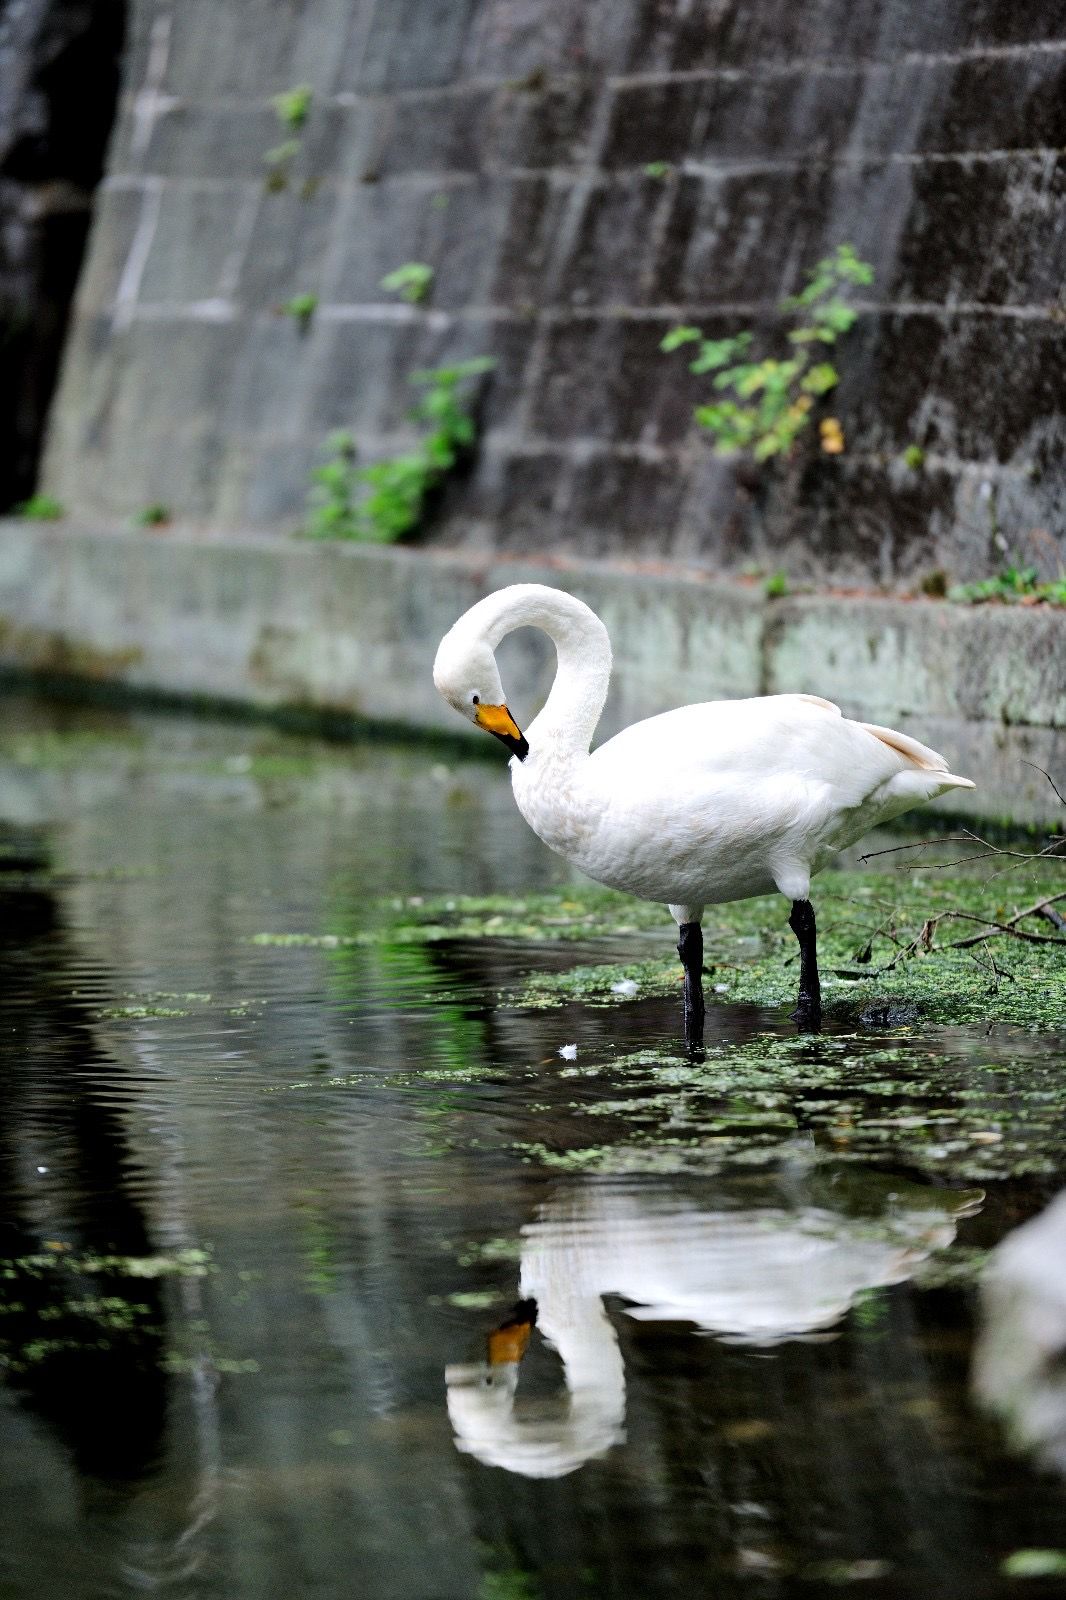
[446,1172,982,1477]
[433,583,975,1037]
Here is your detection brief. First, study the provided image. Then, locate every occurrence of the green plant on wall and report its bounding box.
[304,357,496,542]
[132,502,171,528]
[15,493,64,520]
[662,244,874,461]
[380,262,434,304]
[281,292,318,332]
[305,431,358,539]
[272,84,312,130]
[263,84,313,190]
[949,566,1066,607]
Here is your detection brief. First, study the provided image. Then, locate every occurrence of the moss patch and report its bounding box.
[437,872,1066,1029]
[514,1027,1066,1183]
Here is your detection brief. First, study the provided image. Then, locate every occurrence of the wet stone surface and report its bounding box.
[0,692,1065,1598]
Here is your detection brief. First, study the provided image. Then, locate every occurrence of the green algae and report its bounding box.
[471,871,1066,1029]
[256,871,1065,1026]
[1,1246,215,1280]
[96,1004,190,1019]
[248,872,1065,1184]
[0,1246,217,1374]
[512,1030,1066,1183]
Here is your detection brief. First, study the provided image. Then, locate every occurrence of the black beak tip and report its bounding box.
[493,730,529,761]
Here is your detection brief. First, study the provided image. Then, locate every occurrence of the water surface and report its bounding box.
[1,694,1064,1600]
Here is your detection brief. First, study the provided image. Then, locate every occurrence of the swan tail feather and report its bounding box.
[933,771,977,791]
[795,693,842,715]
[862,721,950,773]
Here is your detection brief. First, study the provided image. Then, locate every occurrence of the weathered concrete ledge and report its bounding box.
[2,520,1064,823]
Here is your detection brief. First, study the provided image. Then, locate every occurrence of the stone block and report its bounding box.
[138,182,254,303]
[558,174,675,308]
[531,317,703,444]
[655,167,853,307]
[926,54,1066,155]
[159,0,305,96]
[70,182,145,317]
[568,454,688,546]
[343,0,477,91]
[112,104,280,181]
[893,152,1066,308]
[619,0,890,75]
[765,594,1066,729]
[327,182,438,301]
[839,315,1066,464]
[459,0,630,79]
[963,0,1066,48]
[237,185,339,308]
[488,79,598,171]
[304,318,409,435]
[489,177,569,309]
[375,89,496,178]
[221,317,321,440]
[600,79,706,172]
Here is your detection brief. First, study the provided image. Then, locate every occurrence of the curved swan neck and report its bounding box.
[475,584,612,756]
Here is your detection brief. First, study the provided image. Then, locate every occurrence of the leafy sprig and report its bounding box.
[949,566,1066,607]
[662,244,873,460]
[304,358,495,542]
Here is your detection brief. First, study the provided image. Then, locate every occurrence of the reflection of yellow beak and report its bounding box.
[475,703,529,761]
[487,1310,535,1367]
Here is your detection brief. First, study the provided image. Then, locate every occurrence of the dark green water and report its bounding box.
[0,694,1064,1600]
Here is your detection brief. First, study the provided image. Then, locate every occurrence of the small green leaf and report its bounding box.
[272,84,312,130]
[263,139,301,168]
[14,494,64,521]
[132,502,171,528]
[815,300,858,334]
[380,262,434,304]
[282,292,318,328]
[801,363,839,395]
[691,336,752,375]
[660,325,703,353]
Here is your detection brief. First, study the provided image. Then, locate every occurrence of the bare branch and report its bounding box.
[947,921,1066,950]
[858,835,980,864]
[1023,759,1066,812]
[942,893,1066,949]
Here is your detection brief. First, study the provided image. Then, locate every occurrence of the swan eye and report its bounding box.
[471,694,480,706]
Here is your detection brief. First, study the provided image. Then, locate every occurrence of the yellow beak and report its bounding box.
[474,703,529,760]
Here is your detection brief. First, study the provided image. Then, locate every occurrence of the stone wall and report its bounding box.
[39,0,1066,586]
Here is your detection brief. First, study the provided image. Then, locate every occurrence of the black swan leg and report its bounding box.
[789,899,822,1028]
[677,921,706,1049]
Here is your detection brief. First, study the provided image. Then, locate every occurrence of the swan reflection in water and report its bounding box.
[974,1189,1066,1476]
[446,1165,982,1478]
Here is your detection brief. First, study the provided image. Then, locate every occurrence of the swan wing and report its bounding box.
[591,694,972,797]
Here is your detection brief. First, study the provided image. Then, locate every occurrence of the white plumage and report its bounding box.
[433,582,975,1028]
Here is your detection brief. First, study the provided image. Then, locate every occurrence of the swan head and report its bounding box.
[433,625,529,760]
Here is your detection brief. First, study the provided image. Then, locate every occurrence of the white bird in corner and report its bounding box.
[433,583,975,1043]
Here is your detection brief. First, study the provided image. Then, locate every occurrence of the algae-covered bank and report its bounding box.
[1,692,1065,1599]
